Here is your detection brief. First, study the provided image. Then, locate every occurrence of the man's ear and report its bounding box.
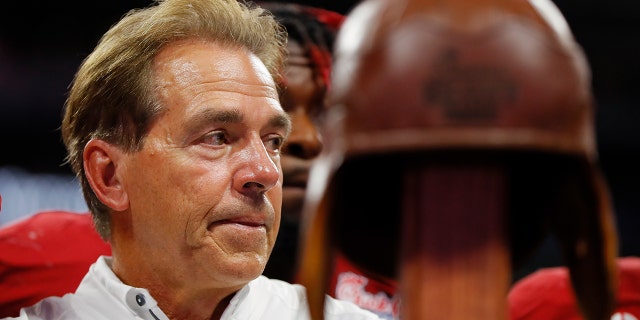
[83,139,129,211]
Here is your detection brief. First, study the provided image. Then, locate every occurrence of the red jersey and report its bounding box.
[328,252,401,319]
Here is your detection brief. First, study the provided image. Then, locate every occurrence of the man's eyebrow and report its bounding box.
[269,113,292,137]
[182,109,242,142]
[187,108,291,136]
[200,109,243,124]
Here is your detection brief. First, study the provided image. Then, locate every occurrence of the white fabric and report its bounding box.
[5,256,380,320]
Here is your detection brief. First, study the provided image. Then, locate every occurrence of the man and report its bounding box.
[259,2,341,283]
[258,4,400,319]
[0,3,391,319]
[4,0,379,319]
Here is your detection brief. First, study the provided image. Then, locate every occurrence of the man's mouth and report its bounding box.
[207,214,269,231]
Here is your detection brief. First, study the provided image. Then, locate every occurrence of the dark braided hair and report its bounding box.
[259,2,345,90]
[257,2,344,283]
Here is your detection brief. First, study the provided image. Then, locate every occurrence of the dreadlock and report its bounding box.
[259,2,345,90]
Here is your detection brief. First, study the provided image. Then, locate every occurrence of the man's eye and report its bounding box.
[265,135,285,152]
[201,131,228,146]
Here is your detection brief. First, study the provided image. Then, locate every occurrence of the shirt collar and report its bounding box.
[89,256,170,320]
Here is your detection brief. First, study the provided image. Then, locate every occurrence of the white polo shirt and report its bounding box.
[8,256,381,320]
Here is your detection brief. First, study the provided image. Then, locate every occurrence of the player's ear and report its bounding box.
[83,139,129,211]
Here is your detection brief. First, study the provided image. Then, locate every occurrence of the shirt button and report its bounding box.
[136,293,146,306]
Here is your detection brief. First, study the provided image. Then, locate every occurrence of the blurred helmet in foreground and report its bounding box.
[296,0,618,319]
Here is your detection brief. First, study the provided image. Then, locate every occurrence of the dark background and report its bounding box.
[0,0,638,274]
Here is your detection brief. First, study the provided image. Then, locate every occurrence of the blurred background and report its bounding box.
[0,0,638,277]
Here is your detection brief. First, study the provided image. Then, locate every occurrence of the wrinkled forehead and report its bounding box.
[154,39,279,96]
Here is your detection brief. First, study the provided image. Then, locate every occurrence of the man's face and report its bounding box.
[279,40,327,223]
[118,39,290,290]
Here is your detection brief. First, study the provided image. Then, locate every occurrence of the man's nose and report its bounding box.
[233,137,281,196]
